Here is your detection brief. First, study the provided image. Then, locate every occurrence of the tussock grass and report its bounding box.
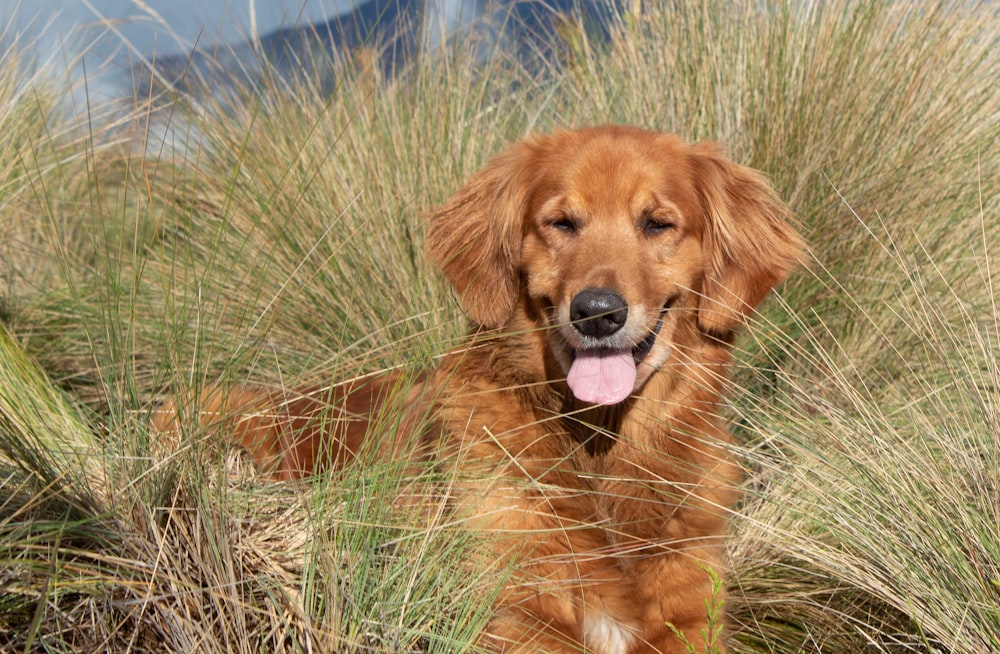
[1,0,997,651]
[729,217,1000,652]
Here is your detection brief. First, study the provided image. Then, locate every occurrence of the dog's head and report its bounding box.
[427,126,804,405]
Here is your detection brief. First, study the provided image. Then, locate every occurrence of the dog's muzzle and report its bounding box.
[565,290,668,405]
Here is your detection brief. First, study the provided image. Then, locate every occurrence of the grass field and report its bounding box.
[1,1,998,651]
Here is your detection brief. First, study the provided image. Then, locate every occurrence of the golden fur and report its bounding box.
[154,126,804,653]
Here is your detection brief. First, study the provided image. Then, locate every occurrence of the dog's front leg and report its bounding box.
[443,428,641,654]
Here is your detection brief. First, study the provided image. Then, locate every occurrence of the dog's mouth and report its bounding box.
[565,309,666,406]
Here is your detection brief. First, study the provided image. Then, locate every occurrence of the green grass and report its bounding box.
[1,0,998,651]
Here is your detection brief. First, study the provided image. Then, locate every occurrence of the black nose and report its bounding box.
[570,288,628,338]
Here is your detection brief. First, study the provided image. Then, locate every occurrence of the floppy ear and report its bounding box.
[691,143,806,336]
[426,142,536,329]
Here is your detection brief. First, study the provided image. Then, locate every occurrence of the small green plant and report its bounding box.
[665,563,727,654]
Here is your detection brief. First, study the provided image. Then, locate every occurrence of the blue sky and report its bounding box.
[2,1,365,103]
[2,1,483,107]
[4,1,360,56]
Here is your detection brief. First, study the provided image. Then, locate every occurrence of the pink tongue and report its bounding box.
[566,350,637,405]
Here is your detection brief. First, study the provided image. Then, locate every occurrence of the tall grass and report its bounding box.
[729,218,999,652]
[1,0,997,651]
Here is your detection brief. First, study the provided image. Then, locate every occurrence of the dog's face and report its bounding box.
[519,131,708,404]
[428,126,803,405]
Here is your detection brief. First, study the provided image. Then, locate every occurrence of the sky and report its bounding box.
[1,1,369,104]
[2,0,487,110]
[4,1,362,56]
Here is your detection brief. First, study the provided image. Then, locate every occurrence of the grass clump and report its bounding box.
[0,0,997,651]
[729,217,1000,652]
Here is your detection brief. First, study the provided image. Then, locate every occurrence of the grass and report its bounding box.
[729,220,1000,652]
[1,0,998,651]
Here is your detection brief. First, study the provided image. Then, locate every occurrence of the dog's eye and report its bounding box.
[641,215,676,237]
[548,217,579,234]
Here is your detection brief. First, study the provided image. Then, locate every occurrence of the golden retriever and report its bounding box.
[154,125,803,653]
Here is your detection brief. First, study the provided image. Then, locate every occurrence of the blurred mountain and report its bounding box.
[136,0,620,101]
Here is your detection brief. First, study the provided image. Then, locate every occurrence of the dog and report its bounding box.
[154,125,804,653]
